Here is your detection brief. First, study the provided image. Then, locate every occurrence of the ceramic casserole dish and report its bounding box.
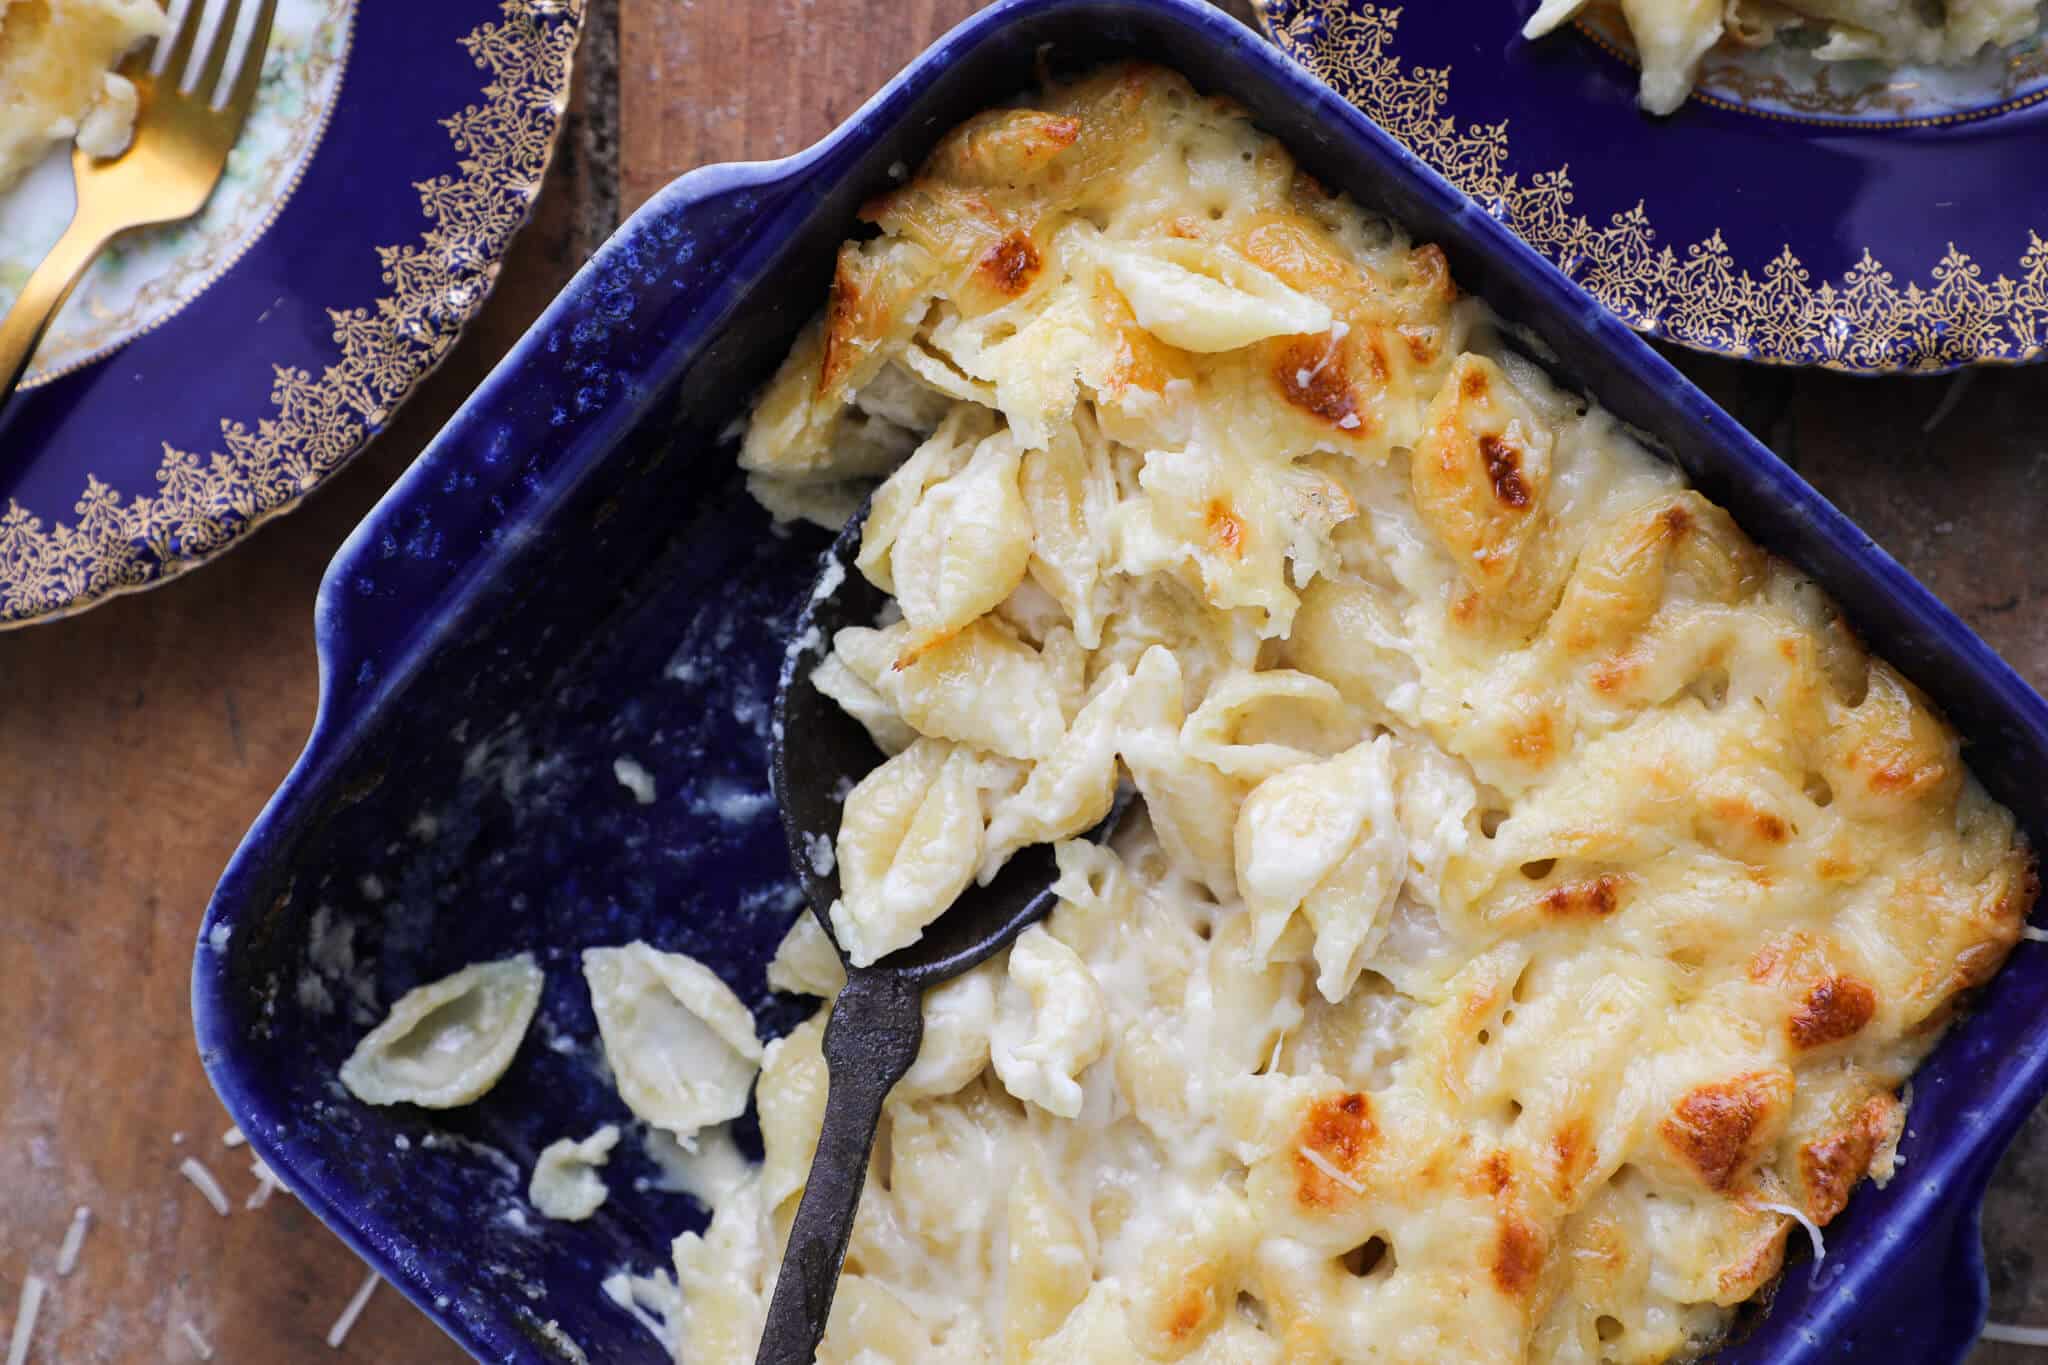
[194,1,2048,1361]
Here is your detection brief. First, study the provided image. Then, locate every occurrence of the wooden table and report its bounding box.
[3,1,2044,1359]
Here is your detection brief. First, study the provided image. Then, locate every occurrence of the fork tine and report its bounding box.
[148,0,204,81]
[218,0,277,114]
[185,0,243,101]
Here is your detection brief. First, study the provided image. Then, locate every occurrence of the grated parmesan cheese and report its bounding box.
[1984,1322,2048,1346]
[222,1126,246,1149]
[55,1205,91,1277]
[5,1275,45,1365]
[247,1158,284,1210]
[612,756,657,805]
[179,1321,215,1360]
[178,1157,231,1216]
[601,1267,682,1352]
[1756,1201,1827,1282]
[1298,1144,1365,1195]
[327,1270,380,1349]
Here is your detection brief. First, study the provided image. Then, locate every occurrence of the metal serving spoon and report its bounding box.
[756,504,1129,1364]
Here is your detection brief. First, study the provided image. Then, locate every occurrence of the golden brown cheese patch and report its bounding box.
[1406,243,1455,304]
[1480,433,1532,509]
[1273,333,1366,429]
[816,241,935,395]
[1797,1095,1901,1222]
[819,251,866,394]
[926,108,1080,188]
[1539,873,1630,920]
[1714,1223,1791,1304]
[1094,285,1178,397]
[1659,1072,1791,1192]
[1411,353,1553,602]
[1154,1273,1222,1350]
[1206,499,1248,559]
[1293,1092,1378,1209]
[1787,975,1877,1051]
[1714,795,1790,847]
[1549,1119,1597,1199]
[1492,1214,1548,1298]
[977,230,1043,296]
[1826,664,1963,814]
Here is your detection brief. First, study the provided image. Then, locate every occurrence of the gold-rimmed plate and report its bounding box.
[1260,0,2048,374]
[0,0,584,628]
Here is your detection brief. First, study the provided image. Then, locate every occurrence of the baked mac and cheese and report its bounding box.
[688,63,2034,1363]
[1523,0,2047,113]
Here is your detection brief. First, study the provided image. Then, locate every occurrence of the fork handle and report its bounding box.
[0,213,114,404]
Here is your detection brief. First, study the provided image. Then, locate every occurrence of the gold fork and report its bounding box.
[0,0,279,402]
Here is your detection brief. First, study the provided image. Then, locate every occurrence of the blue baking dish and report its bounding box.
[193,0,2048,1360]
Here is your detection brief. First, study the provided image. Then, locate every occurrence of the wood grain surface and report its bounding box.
[3,1,2045,1360]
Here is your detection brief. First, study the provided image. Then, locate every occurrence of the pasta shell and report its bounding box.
[583,944,764,1141]
[339,954,543,1109]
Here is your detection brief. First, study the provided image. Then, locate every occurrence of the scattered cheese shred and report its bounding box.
[327,1270,380,1349]
[1984,1322,2048,1346]
[1264,1031,1286,1075]
[5,1274,46,1365]
[179,1321,215,1360]
[1297,1144,1365,1196]
[55,1205,91,1277]
[178,1157,231,1217]
[246,1158,284,1210]
[1756,1201,1827,1281]
[222,1127,246,1149]
[2021,925,2048,943]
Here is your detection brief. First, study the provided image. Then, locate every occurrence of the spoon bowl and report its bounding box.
[757,502,1128,1363]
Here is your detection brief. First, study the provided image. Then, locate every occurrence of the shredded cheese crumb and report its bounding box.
[535,1318,590,1363]
[613,756,657,805]
[1985,1322,2048,1346]
[2022,925,2048,943]
[1297,1144,1365,1195]
[327,1270,381,1349]
[1756,1201,1827,1281]
[179,1321,215,1360]
[5,1274,46,1365]
[247,1158,284,1210]
[222,1126,246,1149]
[178,1157,231,1216]
[55,1205,91,1277]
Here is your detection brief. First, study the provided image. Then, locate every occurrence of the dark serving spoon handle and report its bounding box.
[753,967,925,1365]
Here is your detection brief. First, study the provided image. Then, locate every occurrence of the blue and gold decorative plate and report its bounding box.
[1260,0,2048,375]
[0,0,583,628]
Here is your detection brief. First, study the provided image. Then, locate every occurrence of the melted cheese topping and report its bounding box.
[694,65,2035,1364]
[0,0,164,191]
[1524,0,2045,112]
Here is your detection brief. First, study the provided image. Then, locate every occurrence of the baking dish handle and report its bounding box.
[308,161,806,730]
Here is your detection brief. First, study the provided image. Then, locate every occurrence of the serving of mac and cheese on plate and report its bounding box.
[604,62,2040,1364]
[1521,0,2046,113]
